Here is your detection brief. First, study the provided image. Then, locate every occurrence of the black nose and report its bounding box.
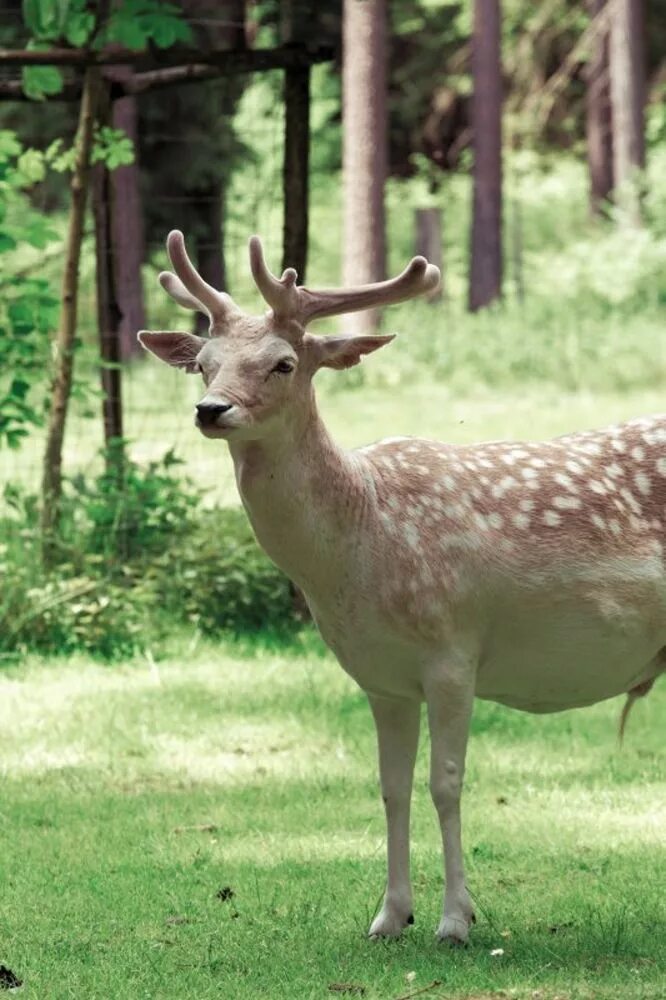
[196,401,233,426]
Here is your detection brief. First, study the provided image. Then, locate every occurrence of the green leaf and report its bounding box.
[21,65,64,101]
[64,10,94,46]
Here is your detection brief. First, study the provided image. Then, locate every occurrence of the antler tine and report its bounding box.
[248,236,300,318]
[299,256,441,324]
[158,271,205,312]
[166,230,236,324]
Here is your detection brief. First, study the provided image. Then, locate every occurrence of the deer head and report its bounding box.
[139,230,440,441]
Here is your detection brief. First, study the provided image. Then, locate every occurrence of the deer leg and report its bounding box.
[367,694,421,938]
[425,670,475,944]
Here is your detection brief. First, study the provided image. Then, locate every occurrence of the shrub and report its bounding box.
[147,507,297,637]
[0,456,300,659]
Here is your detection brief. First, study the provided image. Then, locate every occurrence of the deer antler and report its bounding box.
[248,236,441,325]
[160,230,239,325]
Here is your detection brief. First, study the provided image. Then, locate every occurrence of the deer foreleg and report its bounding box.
[367,694,421,938]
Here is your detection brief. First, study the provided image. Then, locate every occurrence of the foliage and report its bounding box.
[0,449,298,659]
[0,130,60,448]
[153,508,297,637]
[21,0,192,100]
[65,443,201,561]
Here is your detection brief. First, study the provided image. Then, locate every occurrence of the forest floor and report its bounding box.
[0,632,663,999]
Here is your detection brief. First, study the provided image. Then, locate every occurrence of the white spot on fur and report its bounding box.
[554,472,577,491]
[405,522,421,550]
[487,512,503,529]
[553,494,581,510]
[512,513,530,530]
[634,471,651,495]
[589,480,607,495]
[521,467,538,480]
[656,457,666,477]
[590,514,607,531]
[519,497,535,512]
[543,510,561,526]
[631,446,645,461]
[565,460,584,475]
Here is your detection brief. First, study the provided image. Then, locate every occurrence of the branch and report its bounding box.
[0,44,334,102]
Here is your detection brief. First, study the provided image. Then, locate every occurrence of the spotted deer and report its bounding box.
[140,231,665,944]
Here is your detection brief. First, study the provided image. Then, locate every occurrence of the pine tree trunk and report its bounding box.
[609,0,645,226]
[469,0,503,312]
[40,68,101,564]
[342,0,387,334]
[585,0,614,215]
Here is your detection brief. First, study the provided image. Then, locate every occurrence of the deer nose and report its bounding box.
[195,401,233,426]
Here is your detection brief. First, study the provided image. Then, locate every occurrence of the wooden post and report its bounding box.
[281,0,311,281]
[92,80,124,457]
[40,67,101,562]
[282,63,310,281]
[414,208,443,301]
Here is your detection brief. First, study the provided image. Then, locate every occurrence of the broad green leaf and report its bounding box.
[21,65,64,101]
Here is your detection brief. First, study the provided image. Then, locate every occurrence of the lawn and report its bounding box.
[0,631,663,999]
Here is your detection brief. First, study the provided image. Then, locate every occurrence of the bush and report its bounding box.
[0,453,300,660]
[150,508,297,637]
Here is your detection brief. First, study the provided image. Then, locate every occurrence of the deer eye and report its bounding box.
[272,358,295,375]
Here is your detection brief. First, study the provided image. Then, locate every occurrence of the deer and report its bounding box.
[139,231,666,945]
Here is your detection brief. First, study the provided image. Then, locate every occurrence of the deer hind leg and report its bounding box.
[367,695,421,939]
[619,647,665,742]
[425,666,476,945]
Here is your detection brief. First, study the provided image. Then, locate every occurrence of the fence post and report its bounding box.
[281,1,311,280]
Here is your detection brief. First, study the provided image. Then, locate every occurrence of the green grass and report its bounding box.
[0,632,663,999]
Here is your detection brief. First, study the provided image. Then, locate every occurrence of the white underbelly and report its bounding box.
[476,579,666,712]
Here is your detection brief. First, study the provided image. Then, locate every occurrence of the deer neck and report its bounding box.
[228,394,371,592]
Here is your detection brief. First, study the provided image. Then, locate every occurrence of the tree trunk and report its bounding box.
[609,0,646,226]
[585,0,614,215]
[414,208,443,301]
[110,75,146,359]
[40,67,101,563]
[469,0,503,312]
[342,0,387,334]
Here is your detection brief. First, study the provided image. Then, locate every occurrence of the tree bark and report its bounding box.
[585,0,614,215]
[40,68,101,563]
[609,0,646,226]
[469,0,503,312]
[414,208,443,301]
[109,72,146,359]
[342,0,387,334]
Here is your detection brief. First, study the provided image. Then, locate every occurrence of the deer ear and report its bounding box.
[138,331,207,373]
[308,333,395,371]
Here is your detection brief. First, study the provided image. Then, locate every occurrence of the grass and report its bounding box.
[0,632,663,999]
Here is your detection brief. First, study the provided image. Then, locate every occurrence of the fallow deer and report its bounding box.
[140,231,665,944]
